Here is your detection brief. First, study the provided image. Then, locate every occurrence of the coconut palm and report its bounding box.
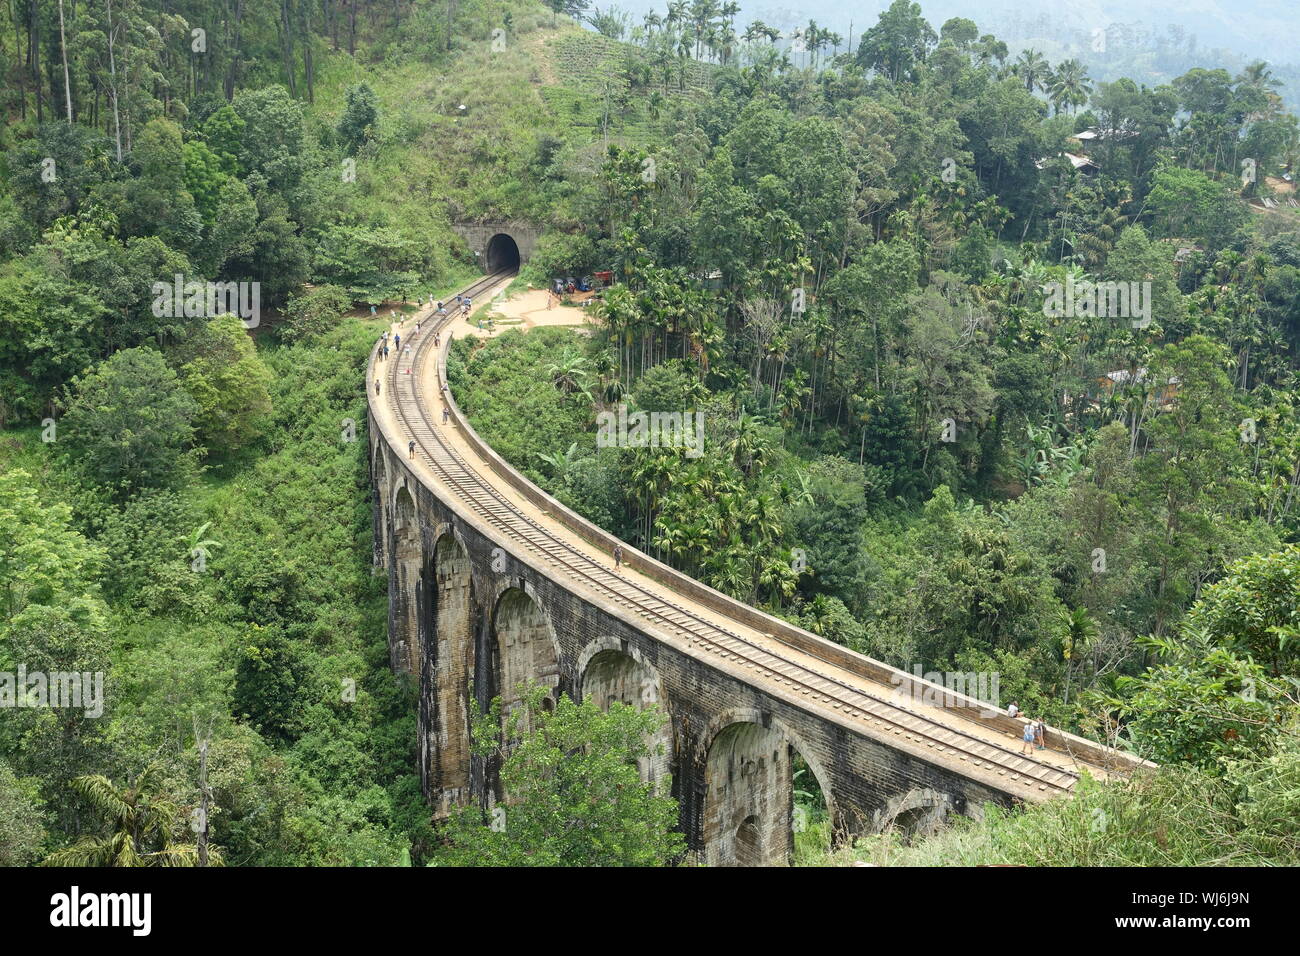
[1237,60,1280,94]
[1013,48,1050,94]
[543,349,593,398]
[1048,59,1092,115]
[43,764,218,867]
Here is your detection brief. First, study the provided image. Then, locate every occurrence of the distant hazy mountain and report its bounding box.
[610,0,1299,106]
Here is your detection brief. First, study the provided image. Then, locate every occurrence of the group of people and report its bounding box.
[1006,702,1047,755]
[384,292,480,464]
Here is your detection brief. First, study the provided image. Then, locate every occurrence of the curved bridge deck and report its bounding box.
[367,274,1148,845]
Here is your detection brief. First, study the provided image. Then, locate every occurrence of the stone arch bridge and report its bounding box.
[367,275,1145,865]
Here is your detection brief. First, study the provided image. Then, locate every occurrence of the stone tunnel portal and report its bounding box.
[486,233,521,273]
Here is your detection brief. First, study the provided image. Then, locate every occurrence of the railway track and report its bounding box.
[374,273,1094,799]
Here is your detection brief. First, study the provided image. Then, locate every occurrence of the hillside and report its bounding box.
[1,0,1298,875]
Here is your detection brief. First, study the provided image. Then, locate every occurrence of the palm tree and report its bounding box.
[758,553,798,608]
[1057,606,1097,704]
[689,0,719,60]
[716,23,737,65]
[1048,59,1092,115]
[742,20,766,43]
[726,413,771,477]
[1013,49,1050,94]
[1237,60,1280,94]
[721,0,739,31]
[543,349,592,398]
[43,764,218,867]
[650,40,675,92]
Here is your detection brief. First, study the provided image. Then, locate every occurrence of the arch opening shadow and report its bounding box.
[702,722,791,867]
[486,233,521,273]
[492,588,560,740]
[580,648,672,790]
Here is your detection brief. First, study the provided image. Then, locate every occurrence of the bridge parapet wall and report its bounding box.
[365,312,1148,863]
[370,410,1023,856]
[432,345,1138,773]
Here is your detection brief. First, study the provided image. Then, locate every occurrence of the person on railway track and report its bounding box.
[613,544,623,571]
[442,406,450,425]
[1020,717,1037,755]
[408,439,416,459]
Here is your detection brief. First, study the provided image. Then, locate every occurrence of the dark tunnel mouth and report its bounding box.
[486,233,521,272]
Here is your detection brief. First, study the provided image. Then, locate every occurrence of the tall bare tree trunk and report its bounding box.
[58,0,73,120]
[30,0,44,122]
[225,0,246,99]
[194,721,211,867]
[302,0,313,102]
[11,0,27,118]
[106,0,123,160]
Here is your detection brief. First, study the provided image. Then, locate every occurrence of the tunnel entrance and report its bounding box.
[485,233,521,273]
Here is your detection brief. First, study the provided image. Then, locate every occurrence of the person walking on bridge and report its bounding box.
[408,439,416,460]
[1020,718,1036,756]
[613,544,624,572]
[442,406,450,426]
[1034,718,1046,751]
[375,379,381,396]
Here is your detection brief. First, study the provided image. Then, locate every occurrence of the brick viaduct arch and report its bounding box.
[369,431,1110,865]
[367,292,1144,865]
